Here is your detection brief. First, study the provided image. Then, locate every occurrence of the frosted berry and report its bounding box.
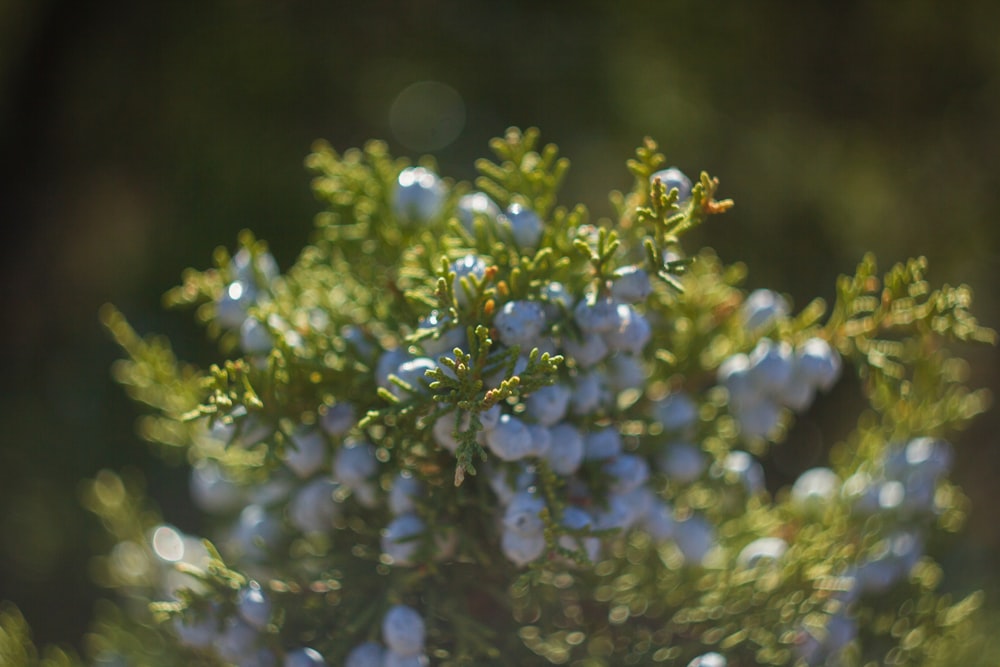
[388,357,438,399]
[283,427,327,479]
[284,647,327,667]
[332,440,378,488]
[524,383,572,426]
[503,492,547,535]
[240,316,274,355]
[583,426,623,460]
[500,202,543,249]
[650,166,692,203]
[603,304,651,355]
[456,191,500,233]
[672,513,715,565]
[796,337,841,391]
[741,288,789,332]
[561,331,609,368]
[382,513,426,566]
[344,642,384,667]
[611,265,652,304]
[686,652,727,667]
[484,414,533,461]
[389,473,423,516]
[383,651,430,667]
[382,604,426,657]
[288,477,340,535]
[603,454,650,494]
[393,166,446,225]
[501,526,547,566]
[657,441,708,484]
[319,402,356,438]
[449,254,487,308]
[216,280,254,329]
[493,300,547,348]
[573,293,622,334]
[748,338,795,395]
[237,581,271,630]
[544,423,585,475]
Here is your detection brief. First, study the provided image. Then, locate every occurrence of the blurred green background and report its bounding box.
[2,0,999,655]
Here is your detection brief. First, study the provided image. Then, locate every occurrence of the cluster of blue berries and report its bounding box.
[96,135,987,667]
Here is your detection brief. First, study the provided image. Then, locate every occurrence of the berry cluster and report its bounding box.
[93,130,994,667]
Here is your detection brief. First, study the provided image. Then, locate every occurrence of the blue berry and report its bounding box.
[605,353,646,392]
[376,348,413,390]
[641,499,676,542]
[237,581,271,630]
[559,506,600,563]
[190,460,245,515]
[382,651,430,667]
[288,477,340,535]
[388,357,438,399]
[657,441,708,484]
[172,607,219,649]
[216,617,260,664]
[570,370,611,416]
[382,605,426,657]
[672,513,715,565]
[456,191,500,233]
[611,265,652,304]
[720,450,766,494]
[240,316,274,355]
[525,423,552,458]
[796,337,841,391]
[344,642,384,667]
[216,280,254,329]
[583,426,622,460]
[332,440,378,488]
[543,423,585,475]
[389,473,423,515]
[503,492,547,535]
[561,331,609,368]
[593,492,642,531]
[524,383,572,426]
[449,254,487,308]
[382,513,425,566]
[319,402,356,438]
[484,414,533,462]
[748,338,795,395]
[229,504,282,563]
[652,393,699,435]
[741,288,789,331]
[686,652,727,667]
[393,167,446,225]
[603,304,651,355]
[284,647,327,667]
[416,311,466,356]
[500,202,543,249]
[603,454,650,494]
[649,167,693,203]
[493,300,547,348]
[540,281,573,319]
[501,526,547,566]
[230,247,279,286]
[573,293,622,334]
[283,427,327,478]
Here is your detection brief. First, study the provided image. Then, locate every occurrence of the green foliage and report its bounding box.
[61,128,1000,665]
[0,603,81,667]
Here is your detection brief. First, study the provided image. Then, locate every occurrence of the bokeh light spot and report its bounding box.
[389,81,465,152]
